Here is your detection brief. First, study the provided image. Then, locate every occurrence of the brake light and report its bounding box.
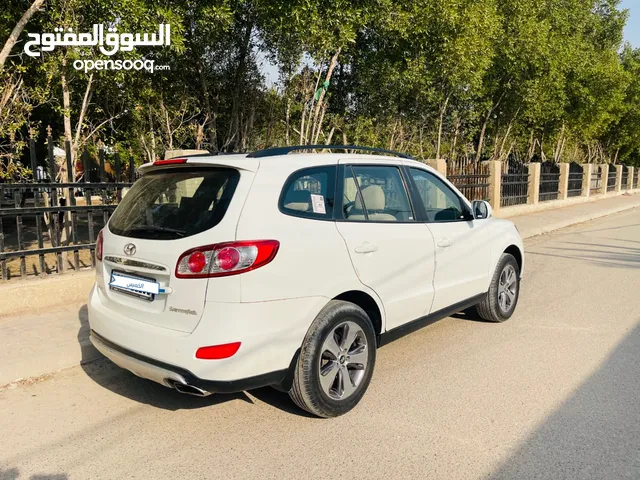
[175,240,279,278]
[196,342,241,360]
[187,251,207,273]
[96,230,104,262]
[153,158,187,166]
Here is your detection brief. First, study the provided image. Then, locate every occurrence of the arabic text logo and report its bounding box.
[24,24,171,57]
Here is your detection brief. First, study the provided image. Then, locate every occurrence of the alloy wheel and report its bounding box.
[318,321,369,400]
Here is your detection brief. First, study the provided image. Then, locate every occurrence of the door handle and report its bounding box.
[437,238,451,248]
[354,243,378,254]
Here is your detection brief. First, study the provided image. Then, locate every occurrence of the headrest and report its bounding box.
[344,177,358,201]
[355,185,385,210]
[284,190,312,212]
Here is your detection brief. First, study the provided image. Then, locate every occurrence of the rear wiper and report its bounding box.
[128,225,186,237]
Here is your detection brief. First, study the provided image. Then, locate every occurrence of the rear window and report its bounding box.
[109,168,240,240]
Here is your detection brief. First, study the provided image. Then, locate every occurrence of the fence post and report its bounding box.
[581,164,592,197]
[628,167,635,190]
[486,161,501,210]
[427,159,447,176]
[600,164,609,194]
[615,166,623,193]
[558,163,570,200]
[528,162,541,204]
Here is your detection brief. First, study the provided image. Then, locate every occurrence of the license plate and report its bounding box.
[109,271,159,301]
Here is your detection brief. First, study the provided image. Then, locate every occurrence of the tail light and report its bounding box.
[175,240,279,278]
[96,229,104,262]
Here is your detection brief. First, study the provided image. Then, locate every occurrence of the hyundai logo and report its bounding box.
[123,243,137,256]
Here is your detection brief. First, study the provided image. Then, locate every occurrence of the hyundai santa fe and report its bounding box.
[88,145,524,417]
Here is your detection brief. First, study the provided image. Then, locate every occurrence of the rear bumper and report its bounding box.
[90,331,287,394]
[88,284,328,383]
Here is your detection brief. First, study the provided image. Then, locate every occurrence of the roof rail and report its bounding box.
[246,145,414,159]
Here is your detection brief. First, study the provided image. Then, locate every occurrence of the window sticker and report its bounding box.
[310,194,326,214]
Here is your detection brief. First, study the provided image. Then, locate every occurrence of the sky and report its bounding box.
[621,0,640,47]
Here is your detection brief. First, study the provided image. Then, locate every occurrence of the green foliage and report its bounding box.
[0,0,639,166]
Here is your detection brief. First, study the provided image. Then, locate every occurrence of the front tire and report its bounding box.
[476,253,520,322]
[289,300,376,418]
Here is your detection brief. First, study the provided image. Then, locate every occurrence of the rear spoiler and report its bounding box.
[138,155,259,174]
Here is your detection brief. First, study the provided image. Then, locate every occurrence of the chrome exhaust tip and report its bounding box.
[165,378,211,397]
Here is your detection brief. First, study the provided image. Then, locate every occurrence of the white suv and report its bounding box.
[88,146,523,417]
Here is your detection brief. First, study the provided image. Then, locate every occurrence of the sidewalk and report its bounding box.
[499,192,640,238]
[1,192,639,387]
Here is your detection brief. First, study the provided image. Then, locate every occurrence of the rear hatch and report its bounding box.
[97,163,252,333]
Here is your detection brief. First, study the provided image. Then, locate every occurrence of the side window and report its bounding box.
[280,166,336,219]
[342,165,414,222]
[408,168,466,222]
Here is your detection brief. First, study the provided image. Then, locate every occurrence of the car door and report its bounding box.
[405,166,491,313]
[334,161,436,331]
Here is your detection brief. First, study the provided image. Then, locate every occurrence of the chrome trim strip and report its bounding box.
[104,255,167,272]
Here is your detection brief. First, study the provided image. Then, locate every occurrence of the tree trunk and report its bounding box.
[73,73,94,170]
[285,97,291,146]
[198,65,216,149]
[474,110,491,164]
[159,97,173,150]
[435,94,450,160]
[305,63,324,144]
[310,48,341,143]
[450,118,460,162]
[227,21,253,151]
[59,56,74,268]
[0,0,45,71]
[313,103,327,144]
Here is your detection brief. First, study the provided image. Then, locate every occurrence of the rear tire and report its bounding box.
[476,253,520,323]
[289,300,376,418]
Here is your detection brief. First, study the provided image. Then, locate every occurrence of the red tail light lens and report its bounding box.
[196,342,241,360]
[216,247,240,270]
[187,251,207,273]
[175,240,279,278]
[96,230,104,262]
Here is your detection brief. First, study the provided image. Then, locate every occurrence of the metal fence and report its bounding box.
[567,162,583,197]
[634,171,639,190]
[447,159,490,201]
[0,134,136,280]
[590,165,603,194]
[607,164,617,192]
[501,161,529,207]
[539,162,560,202]
[621,165,629,189]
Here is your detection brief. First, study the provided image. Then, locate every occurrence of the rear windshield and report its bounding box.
[109,168,240,240]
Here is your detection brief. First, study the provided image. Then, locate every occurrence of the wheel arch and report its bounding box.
[504,244,523,274]
[332,290,383,339]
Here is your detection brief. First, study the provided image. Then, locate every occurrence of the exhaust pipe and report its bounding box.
[166,378,211,397]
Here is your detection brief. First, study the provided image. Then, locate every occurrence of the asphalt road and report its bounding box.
[1,208,639,480]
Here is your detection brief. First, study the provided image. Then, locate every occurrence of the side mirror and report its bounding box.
[472,200,492,220]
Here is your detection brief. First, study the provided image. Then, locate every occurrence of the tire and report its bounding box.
[476,253,520,323]
[289,300,377,418]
